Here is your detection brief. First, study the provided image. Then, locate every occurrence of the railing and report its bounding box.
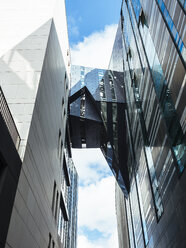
[0,86,21,150]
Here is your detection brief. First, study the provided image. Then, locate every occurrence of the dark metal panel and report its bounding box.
[70,116,82,148]
[70,97,81,117]
[117,103,130,191]
[85,120,102,148]
[85,95,102,122]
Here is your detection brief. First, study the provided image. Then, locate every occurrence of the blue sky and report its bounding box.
[66,0,122,45]
[66,0,121,247]
[72,149,119,248]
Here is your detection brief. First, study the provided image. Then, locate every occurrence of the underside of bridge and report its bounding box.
[69,70,130,196]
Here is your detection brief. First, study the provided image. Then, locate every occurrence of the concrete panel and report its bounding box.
[6,21,69,248]
[0,20,52,160]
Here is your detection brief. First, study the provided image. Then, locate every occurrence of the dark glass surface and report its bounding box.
[69,2,186,246]
[120,0,186,247]
[156,0,185,63]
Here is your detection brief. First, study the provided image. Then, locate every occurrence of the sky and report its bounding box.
[72,149,119,248]
[66,0,122,69]
[66,0,122,247]
[66,0,121,45]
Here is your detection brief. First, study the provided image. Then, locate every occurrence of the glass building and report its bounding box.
[69,65,129,195]
[112,0,186,247]
[58,157,78,248]
[69,0,186,247]
[71,65,106,100]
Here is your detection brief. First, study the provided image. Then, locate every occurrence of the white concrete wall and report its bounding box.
[0,0,70,77]
[0,0,70,158]
[53,0,71,77]
[0,20,52,158]
[6,21,69,248]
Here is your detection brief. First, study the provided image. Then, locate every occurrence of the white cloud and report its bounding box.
[78,235,102,248]
[78,176,117,233]
[72,149,119,248]
[71,24,117,69]
[68,16,80,37]
[78,229,119,248]
[72,149,110,185]
[71,24,119,247]
[77,176,119,248]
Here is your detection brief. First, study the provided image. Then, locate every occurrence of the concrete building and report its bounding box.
[0,0,77,248]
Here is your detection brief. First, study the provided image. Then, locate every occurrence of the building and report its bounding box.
[69,0,186,247]
[112,0,186,247]
[0,0,186,247]
[115,182,130,248]
[71,65,106,99]
[69,65,129,195]
[59,158,78,248]
[0,0,78,248]
[66,161,78,248]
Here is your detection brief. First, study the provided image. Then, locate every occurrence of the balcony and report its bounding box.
[0,86,21,150]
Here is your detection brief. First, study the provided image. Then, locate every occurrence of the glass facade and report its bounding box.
[57,150,78,248]
[71,65,106,100]
[70,64,129,195]
[63,160,78,248]
[113,0,186,247]
[69,1,185,247]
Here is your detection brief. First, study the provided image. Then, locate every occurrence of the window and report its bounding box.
[126,47,132,60]
[61,164,65,190]
[58,208,63,238]
[48,233,52,248]
[58,130,63,161]
[138,9,148,27]
[55,191,59,220]
[62,99,66,123]
[62,98,64,107]
[99,79,106,100]
[58,131,61,158]
[109,80,116,101]
[52,181,56,213]
[64,72,67,92]
[80,94,85,118]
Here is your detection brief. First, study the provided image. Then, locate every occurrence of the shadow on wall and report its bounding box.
[0,19,52,158]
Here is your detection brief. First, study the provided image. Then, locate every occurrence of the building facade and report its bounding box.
[69,0,186,247]
[0,0,185,247]
[71,65,106,99]
[113,0,186,247]
[69,65,129,195]
[0,1,78,248]
[58,158,78,248]
[115,182,130,248]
